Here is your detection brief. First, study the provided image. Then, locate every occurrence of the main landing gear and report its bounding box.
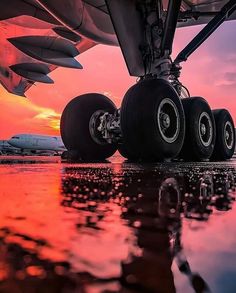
[60,0,236,162]
[60,85,235,162]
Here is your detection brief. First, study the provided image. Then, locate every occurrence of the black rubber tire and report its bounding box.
[61,150,81,161]
[60,93,117,160]
[180,97,216,161]
[211,109,235,161]
[120,79,185,161]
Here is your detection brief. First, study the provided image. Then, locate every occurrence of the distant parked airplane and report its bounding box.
[8,134,66,154]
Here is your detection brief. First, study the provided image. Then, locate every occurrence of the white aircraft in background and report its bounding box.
[8,134,66,155]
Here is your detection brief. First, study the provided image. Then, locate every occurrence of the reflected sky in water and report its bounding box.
[0,156,236,292]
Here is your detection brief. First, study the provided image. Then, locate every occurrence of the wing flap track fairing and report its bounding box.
[8,36,83,69]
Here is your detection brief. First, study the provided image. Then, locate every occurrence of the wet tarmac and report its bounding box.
[0,155,236,293]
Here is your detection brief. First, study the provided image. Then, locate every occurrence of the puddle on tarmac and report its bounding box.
[0,156,236,292]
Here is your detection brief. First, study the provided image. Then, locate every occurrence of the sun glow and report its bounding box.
[34,110,61,131]
[0,85,61,138]
[49,117,61,131]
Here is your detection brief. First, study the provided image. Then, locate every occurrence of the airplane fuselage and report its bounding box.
[8,134,66,152]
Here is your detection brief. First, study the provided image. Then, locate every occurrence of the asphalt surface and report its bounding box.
[0,155,236,293]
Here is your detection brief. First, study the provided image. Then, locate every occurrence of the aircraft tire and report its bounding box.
[60,93,117,161]
[120,79,185,161]
[61,150,81,161]
[211,109,235,161]
[180,97,216,161]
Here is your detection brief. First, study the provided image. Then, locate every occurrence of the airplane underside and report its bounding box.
[1,0,236,162]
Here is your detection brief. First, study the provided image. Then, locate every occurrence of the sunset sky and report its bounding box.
[1,21,236,139]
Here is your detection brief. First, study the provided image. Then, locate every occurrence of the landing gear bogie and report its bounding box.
[59,94,235,163]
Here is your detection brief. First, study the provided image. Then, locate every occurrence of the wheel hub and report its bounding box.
[89,110,108,145]
[90,110,122,145]
[198,112,213,147]
[157,98,180,144]
[161,113,171,129]
[224,121,234,150]
[200,123,207,136]
[226,131,230,140]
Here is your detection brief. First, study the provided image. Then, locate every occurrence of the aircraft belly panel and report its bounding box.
[185,0,226,5]
[178,0,236,27]
[36,0,118,45]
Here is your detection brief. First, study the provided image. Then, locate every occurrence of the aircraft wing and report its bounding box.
[0,0,96,97]
[0,21,96,97]
[1,0,236,97]
[177,0,236,27]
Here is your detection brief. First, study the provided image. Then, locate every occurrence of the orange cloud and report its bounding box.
[0,86,61,139]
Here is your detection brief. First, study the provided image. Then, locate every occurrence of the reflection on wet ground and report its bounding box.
[0,156,236,292]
